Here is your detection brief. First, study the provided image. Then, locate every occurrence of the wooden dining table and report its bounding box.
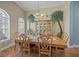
[30,36,67,48]
[15,36,67,48]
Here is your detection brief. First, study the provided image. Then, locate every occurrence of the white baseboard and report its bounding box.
[0,43,15,52]
[69,44,79,48]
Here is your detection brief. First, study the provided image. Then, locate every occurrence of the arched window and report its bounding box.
[18,18,25,34]
[0,8,10,41]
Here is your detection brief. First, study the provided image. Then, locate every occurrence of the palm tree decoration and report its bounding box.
[28,14,36,34]
[51,10,63,38]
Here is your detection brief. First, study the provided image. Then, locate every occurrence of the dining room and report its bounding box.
[0,1,79,57]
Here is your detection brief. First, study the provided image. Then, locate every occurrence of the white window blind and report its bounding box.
[0,8,10,41]
[18,18,25,34]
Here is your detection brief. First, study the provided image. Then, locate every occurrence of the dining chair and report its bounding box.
[54,33,68,57]
[12,32,20,51]
[19,34,30,56]
[38,35,52,57]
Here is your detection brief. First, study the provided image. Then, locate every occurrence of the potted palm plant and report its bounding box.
[28,14,36,34]
[51,10,63,38]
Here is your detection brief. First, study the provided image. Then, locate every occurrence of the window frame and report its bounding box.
[18,18,25,34]
[0,8,10,42]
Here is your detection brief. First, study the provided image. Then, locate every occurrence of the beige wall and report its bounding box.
[26,2,70,37]
[0,1,70,50]
[0,1,25,51]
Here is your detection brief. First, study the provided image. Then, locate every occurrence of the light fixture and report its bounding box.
[35,13,44,17]
[40,14,44,17]
[36,13,39,16]
[33,1,48,20]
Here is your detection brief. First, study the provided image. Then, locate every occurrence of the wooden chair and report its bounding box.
[19,34,30,56]
[12,32,20,51]
[38,35,52,57]
[54,33,68,57]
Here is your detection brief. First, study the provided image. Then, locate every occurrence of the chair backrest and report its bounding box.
[22,39,29,48]
[19,34,30,48]
[13,32,19,40]
[62,33,69,43]
[19,34,27,40]
[39,35,52,50]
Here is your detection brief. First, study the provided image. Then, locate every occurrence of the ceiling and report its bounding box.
[15,1,64,11]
